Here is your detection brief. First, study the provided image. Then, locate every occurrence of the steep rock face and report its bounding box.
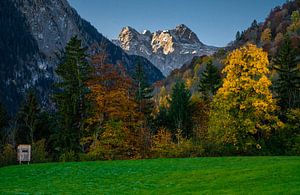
[0,0,164,113]
[114,24,218,76]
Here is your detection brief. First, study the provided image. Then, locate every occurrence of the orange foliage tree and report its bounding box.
[83,51,146,159]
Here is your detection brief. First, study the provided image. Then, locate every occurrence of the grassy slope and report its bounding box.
[0,157,299,194]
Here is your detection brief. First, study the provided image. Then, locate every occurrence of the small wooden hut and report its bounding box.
[17,145,31,164]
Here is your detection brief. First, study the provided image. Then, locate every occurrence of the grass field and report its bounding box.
[0,156,299,194]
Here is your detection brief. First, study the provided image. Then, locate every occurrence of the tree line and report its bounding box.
[0,34,299,166]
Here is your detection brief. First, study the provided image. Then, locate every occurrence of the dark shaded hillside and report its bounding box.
[0,0,47,113]
[0,0,164,114]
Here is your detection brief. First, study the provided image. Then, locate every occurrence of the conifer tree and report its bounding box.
[155,106,171,133]
[273,36,300,111]
[133,60,154,119]
[198,59,221,101]
[251,19,258,29]
[132,60,155,155]
[16,90,41,144]
[53,36,91,154]
[235,31,241,41]
[168,80,192,138]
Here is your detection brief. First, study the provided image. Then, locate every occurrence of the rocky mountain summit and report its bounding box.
[0,0,164,113]
[113,24,218,76]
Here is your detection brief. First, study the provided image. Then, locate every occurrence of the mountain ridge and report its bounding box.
[113,24,218,76]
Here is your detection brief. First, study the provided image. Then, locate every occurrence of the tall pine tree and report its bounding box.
[16,90,41,144]
[273,36,300,111]
[168,80,192,138]
[198,59,221,101]
[133,60,154,120]
[53,36,91,154]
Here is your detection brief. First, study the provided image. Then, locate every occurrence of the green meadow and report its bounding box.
[0,156,299,194]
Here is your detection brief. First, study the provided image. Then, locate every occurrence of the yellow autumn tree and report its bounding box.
[208,43,283,154]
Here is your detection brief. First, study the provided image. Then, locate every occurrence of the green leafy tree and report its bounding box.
[273,36,300,112]
[16,90,41,145]
[53,36,91,154]
[198,59,221,101]
[168,80,192,138]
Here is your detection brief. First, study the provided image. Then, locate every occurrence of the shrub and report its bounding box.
[174,138,205,158]
[0,144,16,166]
[79,153,96,162]
[284,109,300,155]
[88,121,137,160]
[151,128,205,158]
[87,140,105,160]
[59,150,77,162]
[151,128,176,158]
[32,139,47,163]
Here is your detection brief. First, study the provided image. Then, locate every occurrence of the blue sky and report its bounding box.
[68,0,286,47]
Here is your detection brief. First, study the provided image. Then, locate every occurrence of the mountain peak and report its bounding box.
[176,24,189,29]
[172,24,202,45]
[121,26,139,34]
[119,26,143,51]
[115,25,218,76]
[142,30,152,37]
